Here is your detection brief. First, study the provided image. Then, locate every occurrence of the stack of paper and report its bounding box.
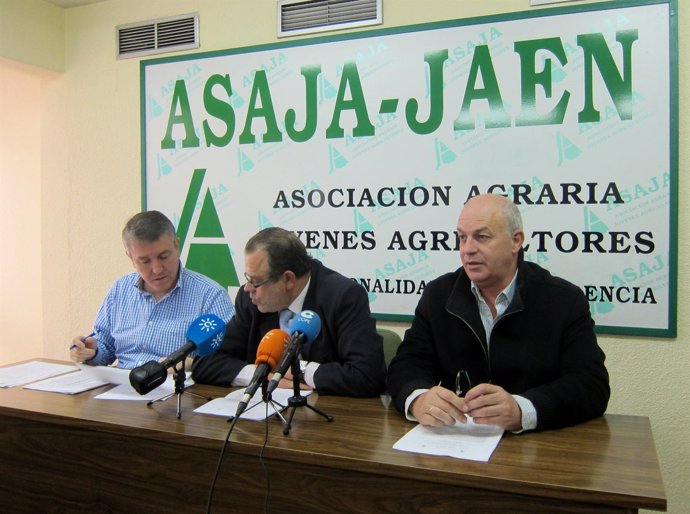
[93,372,194,401]
[23,371,109,394]
[194,388,304,421]
[3,360,195,401]
[393,419,504,462]
[0,361,77,388]
[21,362,131,394]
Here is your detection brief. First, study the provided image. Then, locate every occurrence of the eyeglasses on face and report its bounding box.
[243,272,275,289]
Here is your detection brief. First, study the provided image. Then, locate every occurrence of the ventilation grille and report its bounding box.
[278,0,382,38]
[117,14,199,59]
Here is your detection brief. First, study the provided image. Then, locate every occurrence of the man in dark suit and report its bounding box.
[192,227,385,397]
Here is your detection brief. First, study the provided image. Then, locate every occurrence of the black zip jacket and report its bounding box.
[387,261,610,431]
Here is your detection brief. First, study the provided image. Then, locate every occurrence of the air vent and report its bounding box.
[278,0,382,38]
[117,13,199,59]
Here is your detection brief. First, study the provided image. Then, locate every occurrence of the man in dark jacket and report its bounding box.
[192,227,385,397]
[387,194,610,432]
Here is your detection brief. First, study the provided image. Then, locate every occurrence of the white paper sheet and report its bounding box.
[23,370,109,394]
[23,364,138,395]
[93,373,194,401]
[393,419,504,462]
[0,361,78,388]
[194,388,306,421]
[77,363,132,385]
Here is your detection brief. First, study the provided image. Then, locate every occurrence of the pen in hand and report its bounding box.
[69,332,96,350]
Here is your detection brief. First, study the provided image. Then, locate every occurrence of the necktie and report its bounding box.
[279,309,294,332]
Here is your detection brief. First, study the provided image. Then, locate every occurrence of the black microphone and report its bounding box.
[235,329,288,418]
[129,313,227,395]
[265,310,321,395]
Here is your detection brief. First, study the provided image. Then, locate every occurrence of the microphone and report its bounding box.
[265,310,321,395]
[129,313,227,395]
[235,329,288,418]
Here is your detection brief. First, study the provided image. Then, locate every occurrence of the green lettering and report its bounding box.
[161,80,200,149]
[239,70,283,144]
[285,64,321,143]
[454,45,510,130]
[202,74,235,147]
[326,61,375,139]
[406,49,448,135]
[514,37,570,126]
[578,30,638,122]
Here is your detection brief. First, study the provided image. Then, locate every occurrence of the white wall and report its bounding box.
[0,0,687,512]
[0,57,51,364]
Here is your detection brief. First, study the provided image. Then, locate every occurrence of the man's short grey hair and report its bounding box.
[122,210,177,250]
[501,198,523,236]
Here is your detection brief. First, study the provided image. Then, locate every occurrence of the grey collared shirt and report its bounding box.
[470,272,517,345]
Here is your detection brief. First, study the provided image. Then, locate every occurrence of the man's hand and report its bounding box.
[69,335,97,363]
[463,383,522,431]
[269,369,312,391]
[410,386,468,427]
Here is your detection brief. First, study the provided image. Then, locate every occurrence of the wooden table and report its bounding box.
[0,367,666,513]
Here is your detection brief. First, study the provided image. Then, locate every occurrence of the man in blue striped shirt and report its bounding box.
[70,211,234,369]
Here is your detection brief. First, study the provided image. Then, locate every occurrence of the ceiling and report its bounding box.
[43,0,108,8]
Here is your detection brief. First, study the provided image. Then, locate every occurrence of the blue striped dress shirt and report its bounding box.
[86,266,234,369]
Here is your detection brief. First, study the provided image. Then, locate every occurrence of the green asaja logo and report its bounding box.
[177,168,239,289]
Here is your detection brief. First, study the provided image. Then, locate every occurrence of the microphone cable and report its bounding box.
[205,395,275,514]
[206,413,240,514]
[258,400,272,514]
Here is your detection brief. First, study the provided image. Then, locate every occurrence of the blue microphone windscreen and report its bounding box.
[186,314,227,356]
[288,310,321,343]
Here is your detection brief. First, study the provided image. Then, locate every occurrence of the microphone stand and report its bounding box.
[282,357,333,435]
[226,379,288,424]
[148,358,211,419]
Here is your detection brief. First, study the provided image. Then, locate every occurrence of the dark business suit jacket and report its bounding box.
[192,259,386,397]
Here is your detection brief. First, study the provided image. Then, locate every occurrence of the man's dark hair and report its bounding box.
[122,210,177,250]
[245,227,312,278]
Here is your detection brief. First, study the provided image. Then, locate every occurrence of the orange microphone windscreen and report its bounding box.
[255,329,288,370]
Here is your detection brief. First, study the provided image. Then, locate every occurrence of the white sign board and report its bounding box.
[142,1,677,336]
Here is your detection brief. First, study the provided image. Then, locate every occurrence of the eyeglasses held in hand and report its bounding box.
[455,369,472,397]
